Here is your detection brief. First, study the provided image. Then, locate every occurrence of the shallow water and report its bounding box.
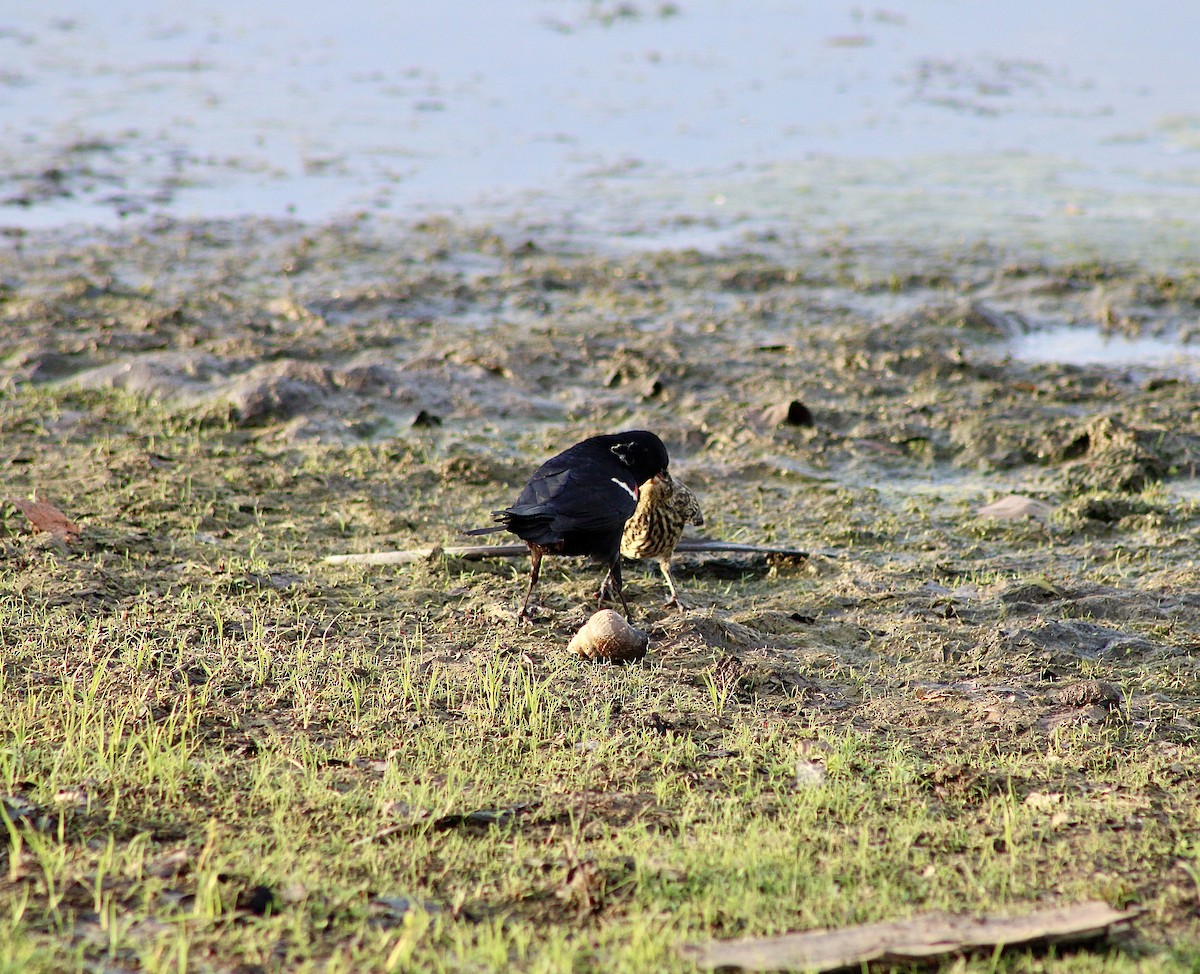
[2,0,1199,264]
[1009,324,1200,375]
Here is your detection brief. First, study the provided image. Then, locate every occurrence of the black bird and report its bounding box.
[467,430,670,620]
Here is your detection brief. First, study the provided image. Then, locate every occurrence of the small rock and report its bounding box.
[236,884,277,916]
[759,399,815,428]
[1051,680,1121,709]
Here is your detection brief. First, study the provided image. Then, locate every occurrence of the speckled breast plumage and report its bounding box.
[621,474,703,562]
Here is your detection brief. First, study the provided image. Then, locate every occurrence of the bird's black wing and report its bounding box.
[503,464,638,540]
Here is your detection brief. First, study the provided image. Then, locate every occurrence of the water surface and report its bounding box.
[2,0,1198,264]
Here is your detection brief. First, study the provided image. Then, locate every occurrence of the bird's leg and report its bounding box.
[600,557,633,621]
[598,563,615,604]
[659,558,687,610]
[519,545,544,623]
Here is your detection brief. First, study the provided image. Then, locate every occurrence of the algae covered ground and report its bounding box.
[1,217,1200,972]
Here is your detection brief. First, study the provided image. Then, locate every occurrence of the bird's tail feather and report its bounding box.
[463,525,505,537]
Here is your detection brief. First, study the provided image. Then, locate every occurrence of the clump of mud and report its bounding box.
[1054,415,1173,493]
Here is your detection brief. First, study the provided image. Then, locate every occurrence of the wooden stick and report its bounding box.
[324,538,821,566]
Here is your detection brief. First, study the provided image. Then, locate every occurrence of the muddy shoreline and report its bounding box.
[4,215,1200,587]
[4,211,1199,714]
[2,215,1199,953]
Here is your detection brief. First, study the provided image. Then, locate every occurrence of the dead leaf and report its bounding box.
[7,497,81,542]
[681,901,1138,972]
[977,494,1053,522]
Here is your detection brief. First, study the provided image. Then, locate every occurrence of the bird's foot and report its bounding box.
[596,593,636,623]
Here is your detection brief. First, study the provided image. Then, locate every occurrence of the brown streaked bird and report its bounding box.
[619,471,704,607]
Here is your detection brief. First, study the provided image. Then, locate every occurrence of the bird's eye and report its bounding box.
[611,442,637,465]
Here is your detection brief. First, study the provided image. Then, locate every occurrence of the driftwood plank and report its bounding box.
[680,901,1138,972]
[324,538,818,566]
